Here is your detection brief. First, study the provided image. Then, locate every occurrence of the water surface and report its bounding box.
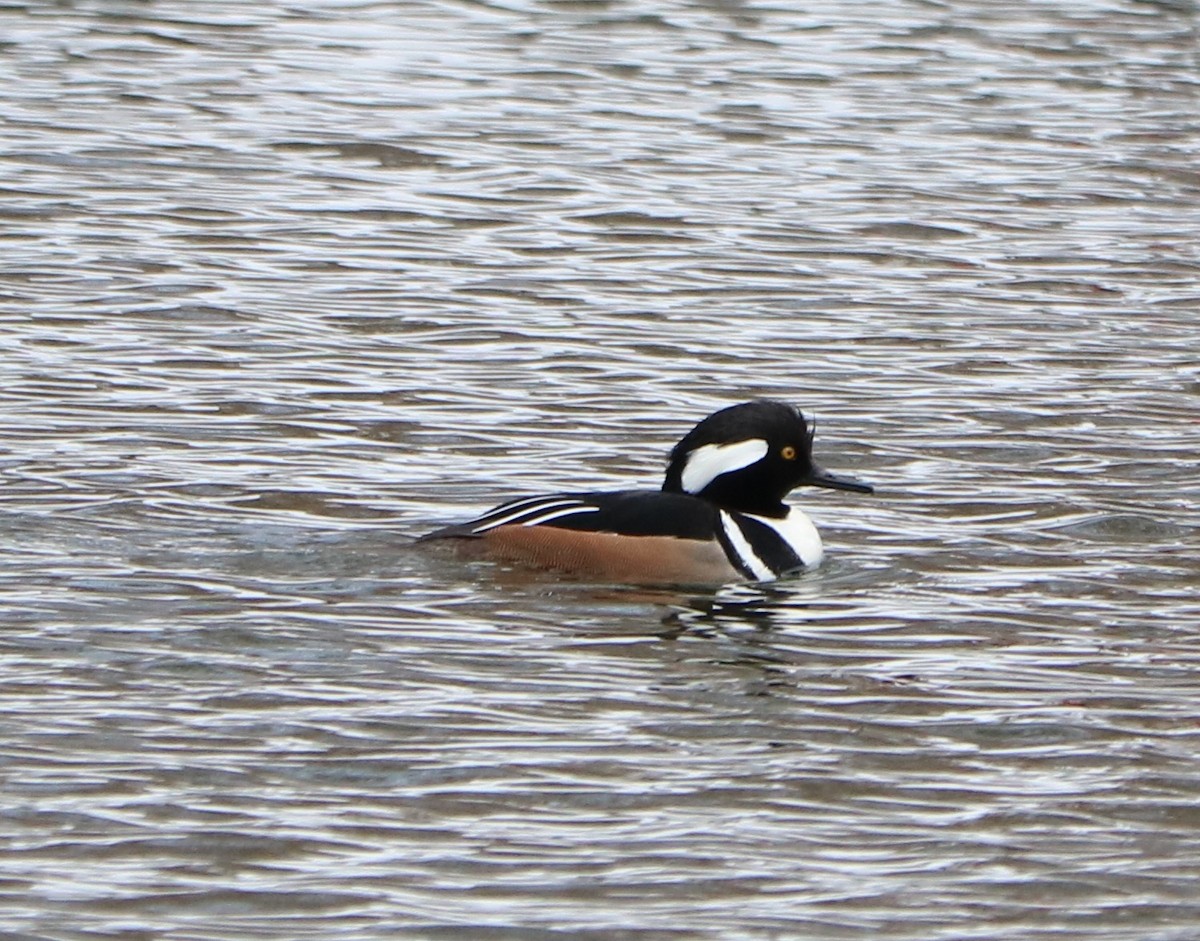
[2,0,1198,938]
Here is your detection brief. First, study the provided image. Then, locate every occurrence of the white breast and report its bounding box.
[745,507,824,571]
[715,506,825,581]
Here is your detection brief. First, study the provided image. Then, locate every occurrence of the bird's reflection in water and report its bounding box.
[658,582,802,641]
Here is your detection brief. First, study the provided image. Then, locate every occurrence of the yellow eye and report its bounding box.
[781,445,797,461]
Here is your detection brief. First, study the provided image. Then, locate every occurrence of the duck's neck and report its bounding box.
[662,473,789,518]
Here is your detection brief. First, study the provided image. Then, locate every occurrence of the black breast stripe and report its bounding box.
[713,520,760,580]
[722,513,806,579]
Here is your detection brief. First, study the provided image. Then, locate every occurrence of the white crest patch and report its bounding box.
[680,438,769,494]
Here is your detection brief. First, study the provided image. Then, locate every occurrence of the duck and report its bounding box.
[419,399,873,585]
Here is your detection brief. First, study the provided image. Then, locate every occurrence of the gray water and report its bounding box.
[2,0,1199,938]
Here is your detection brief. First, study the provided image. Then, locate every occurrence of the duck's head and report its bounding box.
[662,400,873,516]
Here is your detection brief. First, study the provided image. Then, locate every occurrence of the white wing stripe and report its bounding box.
[470,498,593,532]
[519,506,601,527]
[466,496,558,529]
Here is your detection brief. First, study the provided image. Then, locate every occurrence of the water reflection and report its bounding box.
[2,0,1199,937]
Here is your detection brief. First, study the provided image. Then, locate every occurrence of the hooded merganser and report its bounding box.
[419,400,873,585]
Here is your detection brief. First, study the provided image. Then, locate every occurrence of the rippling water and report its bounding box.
[2,0,1199,937]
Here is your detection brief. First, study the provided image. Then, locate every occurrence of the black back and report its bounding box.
[420,489,720,541]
